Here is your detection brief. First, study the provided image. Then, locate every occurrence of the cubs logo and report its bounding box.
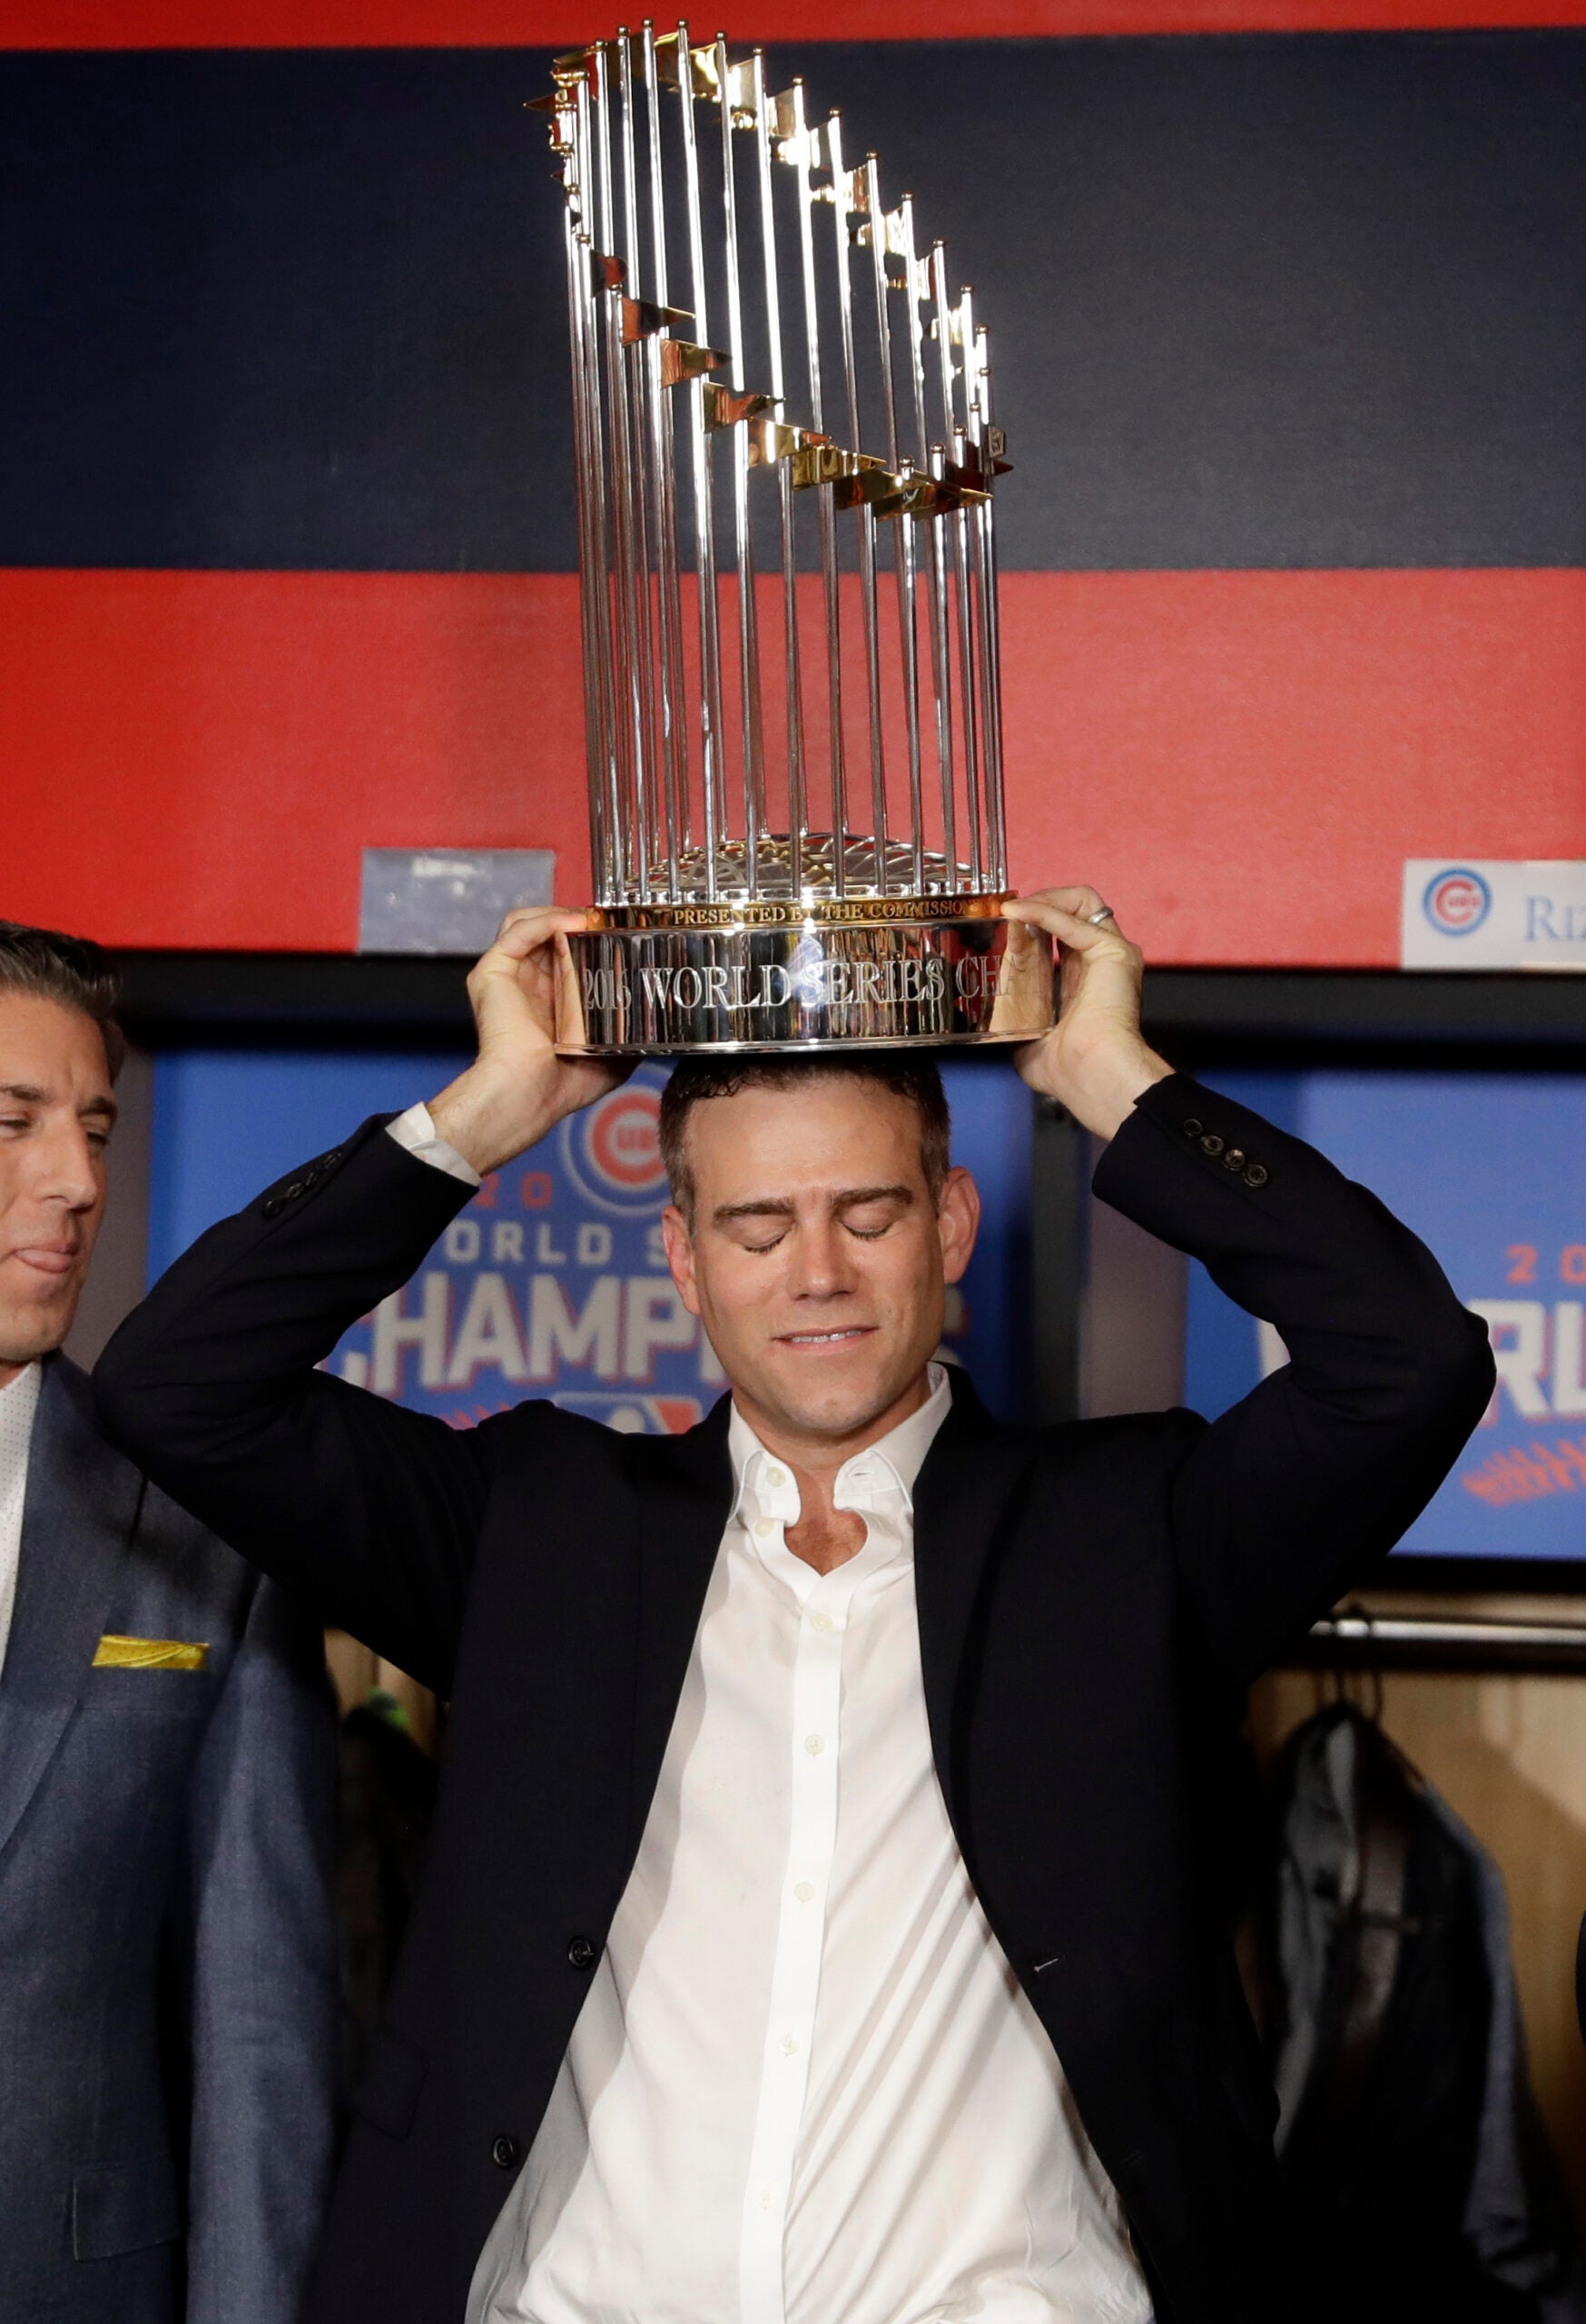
[558,1068,671,1216]
[1422,866,1492,937]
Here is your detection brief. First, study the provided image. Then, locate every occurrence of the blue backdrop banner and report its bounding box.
[1184,1069,1586,1563]
[148,1051,1035,1436]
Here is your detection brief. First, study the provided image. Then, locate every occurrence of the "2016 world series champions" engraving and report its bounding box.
[580,950,1006,1022]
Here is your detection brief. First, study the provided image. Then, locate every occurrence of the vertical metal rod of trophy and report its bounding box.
[571,78,623,902]
[899,193,957,886]
[566,221,611,899]
[675,22,726,901]
[865,153,924,897]
[754,55,810,898]
[594,44,649,899]
[787,80,844,899]
[616,31,663,896]
[565,96,597,891]
[641,20,685,894]
[557,97,606,901]
[926,439,960,878]
[965,310,1007,889]
[932,240,983,893]
[828,113,890,894]
[715,35,764,899]
[590,47,626,889]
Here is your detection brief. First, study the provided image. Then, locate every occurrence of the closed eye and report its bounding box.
[721,1215,793,1253]
[840,1197,909,1239]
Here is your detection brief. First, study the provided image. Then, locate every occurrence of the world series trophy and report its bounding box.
[537,25,1054,1054]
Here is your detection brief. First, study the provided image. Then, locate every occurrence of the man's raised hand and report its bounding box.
[427,908,632,1176]
[1003,887,1172,1141]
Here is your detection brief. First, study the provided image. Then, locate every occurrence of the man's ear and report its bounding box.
[938,1166,980,1286]
[661,1204,702,1317]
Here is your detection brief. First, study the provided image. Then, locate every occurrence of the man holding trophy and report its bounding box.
[95,26,1492,2324]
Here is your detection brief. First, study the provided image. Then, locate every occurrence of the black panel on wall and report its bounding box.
[2,30,1585,571]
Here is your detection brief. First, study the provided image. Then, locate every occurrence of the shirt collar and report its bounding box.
[0,1361,43,1496]
[728,1361,953,1527]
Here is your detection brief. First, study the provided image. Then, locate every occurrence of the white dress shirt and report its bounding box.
[389,1100,481,1187]
[0,1360,43,1680]
[458,1356,1151,2324]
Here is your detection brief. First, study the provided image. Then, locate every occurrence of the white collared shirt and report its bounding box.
[0,1360,43,1680]
[466,1363,1151,2324]
[389,1100,481,1187]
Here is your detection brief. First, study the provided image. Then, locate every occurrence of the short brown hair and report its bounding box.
[658,1052,951,1221]
[0,922,126,1081]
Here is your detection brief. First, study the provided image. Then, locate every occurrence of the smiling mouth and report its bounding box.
[8,1248,78,1278]
[776,1326,874,1347]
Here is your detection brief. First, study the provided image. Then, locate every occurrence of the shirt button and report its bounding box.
[779,2034,801,2056]
[804,1734,825,1757]
[766,1466,786,1487]
[759,2188,774,2211]
[793,1880,815,1903]
[809,1609,833,1633]
[754,1518,773,1538]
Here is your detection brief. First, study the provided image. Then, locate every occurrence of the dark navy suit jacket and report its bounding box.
[0,1355,339,2324]
[94,1077,1495,2324]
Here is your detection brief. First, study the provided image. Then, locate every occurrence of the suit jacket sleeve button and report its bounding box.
[1222,1147,1246,1171]
[566,1935,597,1971]
[1246,1162,1269,1187]
[1200,1134,1225,1157]
[1182,1117,1203,1138]
[491,2135,522,2170]
[261,1196,285,1218]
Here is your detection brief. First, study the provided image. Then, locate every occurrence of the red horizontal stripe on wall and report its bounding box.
[1,571,593,952]
[1002,570,1586,969]
[3,566,1584,965]
[5,0,1586,46]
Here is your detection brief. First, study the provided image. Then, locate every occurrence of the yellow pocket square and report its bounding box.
[93,1635,208,1672]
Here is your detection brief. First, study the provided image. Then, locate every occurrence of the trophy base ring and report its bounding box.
[555,898,1053,1058]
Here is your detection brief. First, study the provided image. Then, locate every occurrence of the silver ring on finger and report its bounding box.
[1087,904,1116,925]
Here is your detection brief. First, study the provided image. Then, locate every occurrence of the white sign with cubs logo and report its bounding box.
[1401,860,1586,970]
